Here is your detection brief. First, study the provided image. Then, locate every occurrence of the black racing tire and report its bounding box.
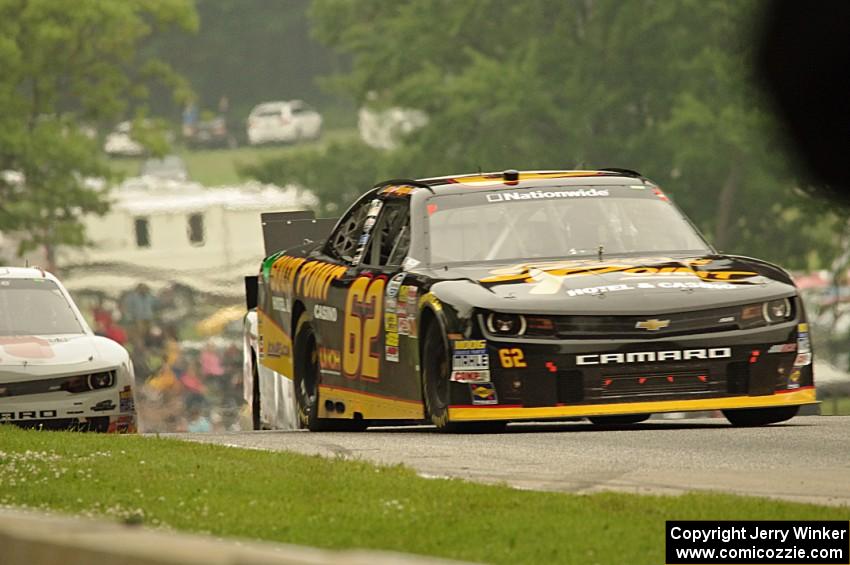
[293,315,366,432]
[722,405,799,427]
[588,414,651,426]
[294,316,321,430]
[251,351,262,431]
[422,323,505,434]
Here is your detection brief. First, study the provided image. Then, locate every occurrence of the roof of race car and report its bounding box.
[378,169,655,197]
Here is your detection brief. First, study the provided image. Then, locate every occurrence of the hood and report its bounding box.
[0,334,125,381]
[425,254,796,315]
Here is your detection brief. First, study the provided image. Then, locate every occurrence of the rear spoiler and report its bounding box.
[244,275,258,310]
[245,210,338,311]
[260,210,338,257]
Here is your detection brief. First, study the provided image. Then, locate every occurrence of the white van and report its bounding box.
[246,100,322,145]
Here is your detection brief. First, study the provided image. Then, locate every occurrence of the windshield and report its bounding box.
[427,187,710,264]
[0,279,84,336]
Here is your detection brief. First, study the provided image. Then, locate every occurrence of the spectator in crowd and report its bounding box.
[187,407,212,433]
[92,296,113,329]
[127,335,152,387]
[182,99,199,137]
[200,341,223,375]
[180,359,207,409]
[200,340,225,392]
[122,284,158,341]
[95,317,127,345]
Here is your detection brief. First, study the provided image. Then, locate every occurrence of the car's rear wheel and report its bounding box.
[588,414,651,426]
[722,405,799,427]
[294,316,322,430]
[422,323,505,434]
[293,315,366,432]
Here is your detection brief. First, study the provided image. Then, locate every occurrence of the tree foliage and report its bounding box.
[241,138,387,216]
[0,0,197,265]
[246,0,839,269]
[145,0,342,124]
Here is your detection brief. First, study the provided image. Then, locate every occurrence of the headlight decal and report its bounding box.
[485,313,527,336]
[740,297,796,329]
[763,298,793,323]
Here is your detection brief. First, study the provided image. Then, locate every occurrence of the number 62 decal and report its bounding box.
[342,276,386,380]
[499,348,527,368]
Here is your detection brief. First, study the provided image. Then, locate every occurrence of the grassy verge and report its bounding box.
[108,128,357,186]
[0,426,846,565]
[820,396,850,416]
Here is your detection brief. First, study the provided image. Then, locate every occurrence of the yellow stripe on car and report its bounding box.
[448,388,816,421]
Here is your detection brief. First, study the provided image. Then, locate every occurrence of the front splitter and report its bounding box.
[448,386,816,421]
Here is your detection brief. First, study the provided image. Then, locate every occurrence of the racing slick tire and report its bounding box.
[588,414,651,426]
[251,351,262,431]
[722,405,799,427]
[422,323,506,434]
[293,315,366,432]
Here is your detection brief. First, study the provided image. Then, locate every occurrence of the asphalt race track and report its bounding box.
[169,416,850,506]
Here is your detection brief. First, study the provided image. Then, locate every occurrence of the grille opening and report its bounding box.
[598,371,712,398]
[0,371,116,398]
[551,305,746,340]
[557,370,584,404]
[726,362,749,394]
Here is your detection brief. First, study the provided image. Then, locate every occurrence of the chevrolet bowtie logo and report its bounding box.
[635,319,670,331]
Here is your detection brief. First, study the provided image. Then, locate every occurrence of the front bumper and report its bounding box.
[448,321,815,422]
[449,388,815,421]
[0,385,137,433]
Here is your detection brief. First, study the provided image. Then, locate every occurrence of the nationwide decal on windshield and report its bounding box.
[486,188,608,202]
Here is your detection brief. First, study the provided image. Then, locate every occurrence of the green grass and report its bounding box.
[108,128,357,186]
[820,396,850,416]
[0,426,846,565]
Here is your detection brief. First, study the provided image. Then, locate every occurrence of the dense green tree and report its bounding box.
[0,0,197,268]
[241,137,386,216]
[145,0,345,127]
[246,0,839,269]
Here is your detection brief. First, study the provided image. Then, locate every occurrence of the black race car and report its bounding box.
[243,169,815,432]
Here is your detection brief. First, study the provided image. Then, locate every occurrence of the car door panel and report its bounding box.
[314,194,424,421]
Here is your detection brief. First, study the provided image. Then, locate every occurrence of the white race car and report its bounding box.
[243,309,298,430]
[0,267,137,432]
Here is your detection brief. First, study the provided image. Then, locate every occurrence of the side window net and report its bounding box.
[330,204,368,261]
[365,202,410,266]
[387,224,410,265]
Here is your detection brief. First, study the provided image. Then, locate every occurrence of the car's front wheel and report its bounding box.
[422,322,505,434]
[722,405,799,427]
